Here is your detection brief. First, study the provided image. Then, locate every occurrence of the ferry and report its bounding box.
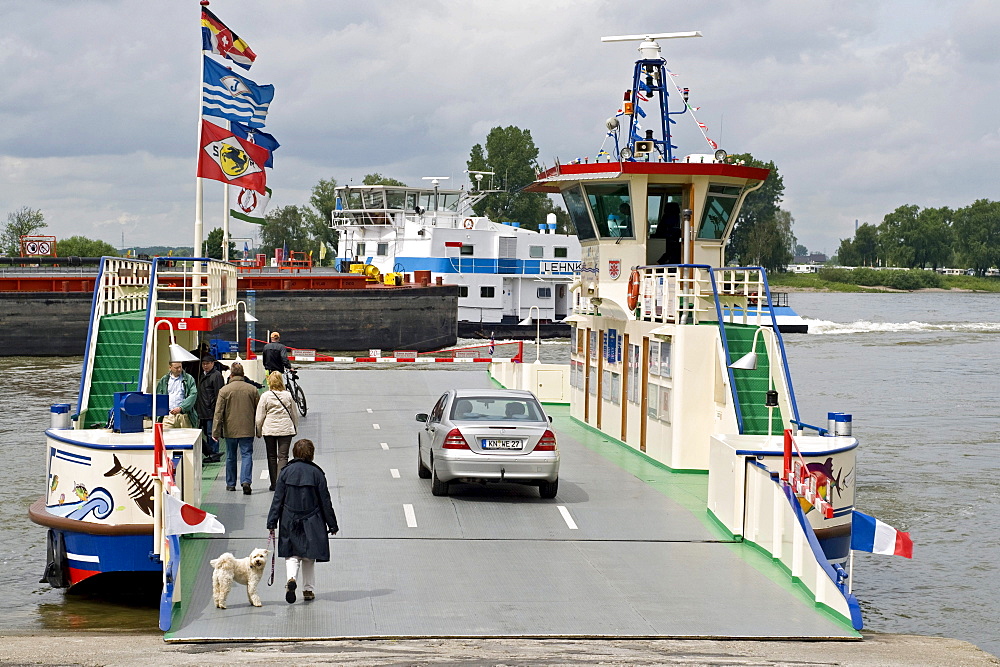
[29,258,242,599]
[492,31,860,628]
[330,178,583,338]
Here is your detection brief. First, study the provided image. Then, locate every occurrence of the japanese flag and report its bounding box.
[163,492,225,536]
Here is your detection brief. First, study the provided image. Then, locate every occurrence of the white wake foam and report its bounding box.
[805,319,1000,335]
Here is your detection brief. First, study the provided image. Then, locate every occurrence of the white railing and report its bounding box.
[632,265,768,327]
[95,257,152,317]
[151,258,237,319]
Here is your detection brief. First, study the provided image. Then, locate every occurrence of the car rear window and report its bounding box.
[451,397,545,422]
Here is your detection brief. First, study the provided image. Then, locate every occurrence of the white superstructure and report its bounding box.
[330,181,582,326]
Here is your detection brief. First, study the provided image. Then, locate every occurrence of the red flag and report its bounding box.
[198,121,269,194]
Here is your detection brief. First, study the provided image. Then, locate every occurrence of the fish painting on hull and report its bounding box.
[104,455,155,516]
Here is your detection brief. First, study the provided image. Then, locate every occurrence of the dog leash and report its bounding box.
[267,529,276,586]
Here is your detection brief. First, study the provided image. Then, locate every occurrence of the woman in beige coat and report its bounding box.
[256,371,299,491]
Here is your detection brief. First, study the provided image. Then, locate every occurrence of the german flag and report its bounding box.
[201,7,256,70]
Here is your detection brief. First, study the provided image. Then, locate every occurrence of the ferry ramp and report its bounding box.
[165,367,858,641]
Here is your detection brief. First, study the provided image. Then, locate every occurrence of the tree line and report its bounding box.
[835,201,1000,275]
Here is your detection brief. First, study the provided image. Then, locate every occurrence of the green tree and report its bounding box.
[854,223,880,266]
[57,235,119,257]
[260,205,311,257]
[837,223,880,267]
[914,207,953,270]
[362,173,407,186]
[836,237,859,266]
[794,244,808,257]
[204,227,236,260]
[726,154,788,268]
[726,153,791,266]
[467,126,548,227]
[303,177,340,264]
[952,199,1000,275]
[742,209,795,272]
[877,204,919,267]
[1,206,46,255]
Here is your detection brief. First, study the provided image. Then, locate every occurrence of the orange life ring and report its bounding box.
[463,218,474,229]
[626,270,641,310]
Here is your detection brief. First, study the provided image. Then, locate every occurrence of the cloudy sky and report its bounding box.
[1,0,997,256]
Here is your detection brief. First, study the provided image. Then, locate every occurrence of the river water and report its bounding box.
[1,291,997,655]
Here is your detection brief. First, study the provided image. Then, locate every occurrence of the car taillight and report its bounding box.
[535,430,557,451]
[442,428,471,449]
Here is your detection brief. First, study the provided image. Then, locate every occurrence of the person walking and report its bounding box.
[155,362,198,429]
[262,332,292,375]
[256,371,299,491]
[266,439,339,603]
[197,355,225,463]
[212,362,260,494]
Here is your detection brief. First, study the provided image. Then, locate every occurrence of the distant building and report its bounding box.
[793,252,828,264]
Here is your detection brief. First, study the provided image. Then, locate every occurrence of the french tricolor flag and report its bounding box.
[851,510,913,558]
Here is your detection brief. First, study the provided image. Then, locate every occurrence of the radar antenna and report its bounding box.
[600,31,702,162]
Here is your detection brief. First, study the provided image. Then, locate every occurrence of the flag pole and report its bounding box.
[194,0,211,260]
[223,184,230,261]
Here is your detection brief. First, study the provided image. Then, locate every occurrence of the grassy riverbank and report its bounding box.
[769,270,1000,293]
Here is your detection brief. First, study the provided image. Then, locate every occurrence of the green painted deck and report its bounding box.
[165,367,857,641]
[82,311,145,428]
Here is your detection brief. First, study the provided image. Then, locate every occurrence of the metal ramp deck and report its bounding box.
[165,368,858,641]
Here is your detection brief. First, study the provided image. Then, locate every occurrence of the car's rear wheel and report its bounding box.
[430,458,449,496]
[538,478,558,499]
[417,440,431,479]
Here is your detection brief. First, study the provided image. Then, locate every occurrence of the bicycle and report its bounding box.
[283,369,308,417]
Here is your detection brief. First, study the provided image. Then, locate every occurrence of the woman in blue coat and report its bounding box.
[266,439,339,603]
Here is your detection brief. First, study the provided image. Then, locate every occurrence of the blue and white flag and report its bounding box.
[230,121,279,168]
[202,56,274,128]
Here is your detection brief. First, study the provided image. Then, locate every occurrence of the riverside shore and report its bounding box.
[1,633,997,666]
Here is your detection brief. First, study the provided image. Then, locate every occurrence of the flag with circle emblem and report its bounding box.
[163,492,225,535]
[198,120,269,194]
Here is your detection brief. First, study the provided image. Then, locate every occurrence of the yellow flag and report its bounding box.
[319,243,327,260]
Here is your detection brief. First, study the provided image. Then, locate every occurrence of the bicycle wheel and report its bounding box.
[293,384,308,416]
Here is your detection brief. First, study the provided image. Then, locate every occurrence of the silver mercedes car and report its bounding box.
[415,389,560,498]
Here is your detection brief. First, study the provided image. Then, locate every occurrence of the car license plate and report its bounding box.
[481,438,523,450]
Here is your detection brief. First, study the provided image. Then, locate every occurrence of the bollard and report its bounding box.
[835,413,853,436]
[50,403,71,429]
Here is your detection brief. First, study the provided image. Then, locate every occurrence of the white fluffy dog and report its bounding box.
[210,548,268,609]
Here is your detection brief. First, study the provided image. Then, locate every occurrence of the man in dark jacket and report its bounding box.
[196,355,225,463]
[262,331,292,375]
[267,438,338,603]
[213,363,260,494]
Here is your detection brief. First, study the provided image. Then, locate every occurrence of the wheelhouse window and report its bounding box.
[385,189,406,210]
[460,245,474,256]
[554,246,568,258]
[529,245,544,258]
[584,182,633,238]
[481,286,495,298]
[561,186,596,241]
[363,189,386,209]
[698,184,742,240]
